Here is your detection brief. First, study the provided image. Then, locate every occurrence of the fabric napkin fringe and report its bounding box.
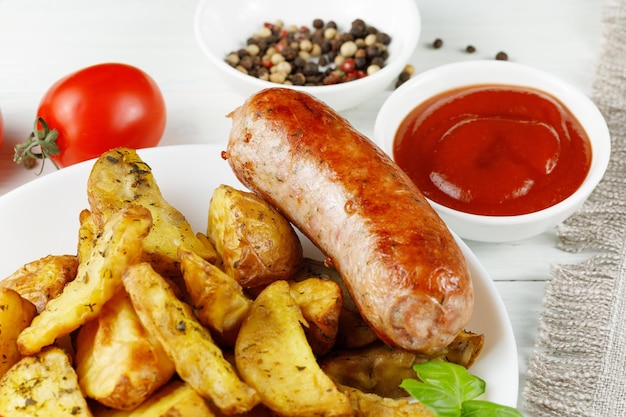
[523,0,626,415]
[524,248,626,416]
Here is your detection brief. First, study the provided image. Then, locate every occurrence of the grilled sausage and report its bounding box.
[224,88,473,354]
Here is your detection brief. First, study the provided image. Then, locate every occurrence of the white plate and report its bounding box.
[0,144,519,408]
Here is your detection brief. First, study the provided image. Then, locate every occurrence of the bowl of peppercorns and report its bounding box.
[194,0,421,111]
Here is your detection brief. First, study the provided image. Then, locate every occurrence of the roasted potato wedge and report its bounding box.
[336,308,380,349]
[288,278,342,356]
[92,381,215,417]
[195,231,222,267]
[321,342,420,399]
[17,204,152,356]
[321,331,484,399]
[76,290,175,410]
[178,247,252,346]
[294,258,378,349]
[87,148,217,277]
[337,384,435,417]
[0,346,92,417]
[235,280,352,417]
[123,262,260,415]
[441,330,485,368]
[207,184,303,288]
[0,288,37,377]
[78,208,97,263]
[0,254,78,313]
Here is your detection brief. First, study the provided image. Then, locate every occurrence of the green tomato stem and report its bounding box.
[14,117,62,174]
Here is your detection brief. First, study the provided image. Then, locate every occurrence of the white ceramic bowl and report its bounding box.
[374,60,611,243]
[194,0,421,111]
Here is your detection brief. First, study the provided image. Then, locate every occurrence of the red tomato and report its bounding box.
[18,63,166,168]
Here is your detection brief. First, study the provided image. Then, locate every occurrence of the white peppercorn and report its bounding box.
[270,52,285,65]
[364,33,377,46]
[310,43,322,57]
[246,44,260,56]
[274,60,292,74]
[333,54,346,67]
[257,26,272,38]
[324,27,337,40]
[300,39,313,52]
[298,50,311,61]
[269,71,287,83]
[367,64,381,75]
[340,40,358,57]
[225,52,239,66]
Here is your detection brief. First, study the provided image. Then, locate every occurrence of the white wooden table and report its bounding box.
[0,1,608,414]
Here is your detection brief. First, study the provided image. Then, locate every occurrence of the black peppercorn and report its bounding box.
[303,61,319,76]
[293,56,306,69]
[354,56,367,70]
[281,46,297,61]
[376,32,391,45]
[365,44,380,59]
[291,72,307,85]
[495,51,509,60]
[371,56,385,67]
[350,19,368,38]
[239,55,255,70]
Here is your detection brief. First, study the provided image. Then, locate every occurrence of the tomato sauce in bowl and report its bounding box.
[393,84,593,216]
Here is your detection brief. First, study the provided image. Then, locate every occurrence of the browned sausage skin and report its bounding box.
[225,87,473,354]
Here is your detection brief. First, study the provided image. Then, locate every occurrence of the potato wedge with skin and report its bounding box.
[294,259,378,349]
[87,148,217,277]
[123,262,260,415]
[92,380,215,417]
[0,346,93,417]
[337,384,435,417]
[288,278,342,356]
[0,288,37,377]
[78,208,97,263]
[208,184,303,288]
[321,342,419,398]
[442,329,485,368]
[196,231,221,267]
[235,280,352,417]
[0,254,78,313]
[76,290,175,410]
[17,204,152,356]
[178,247,252,346]
[321,332,484,399]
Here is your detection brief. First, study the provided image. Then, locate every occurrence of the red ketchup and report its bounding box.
[393,85,593,216]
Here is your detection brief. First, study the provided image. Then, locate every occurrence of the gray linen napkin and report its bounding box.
[523,0,626,416]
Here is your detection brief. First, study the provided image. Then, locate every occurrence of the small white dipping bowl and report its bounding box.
[374,60,611,243]
[194,0,421,111]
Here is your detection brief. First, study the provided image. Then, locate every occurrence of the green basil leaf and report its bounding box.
[400,378,462,417]
[401,360,522,417]
[462,400,524,417]
[413,361,486,401]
